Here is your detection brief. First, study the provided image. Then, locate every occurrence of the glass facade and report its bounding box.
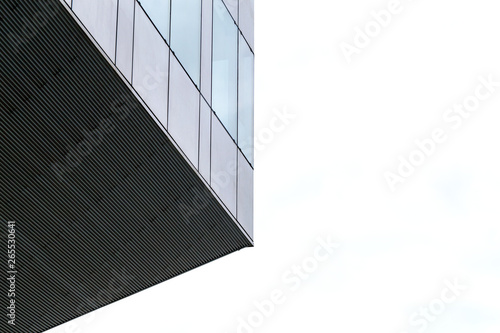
[168,52,200,167]
[223,0,238,23]
[116,0,135,82]
[238,33,254,165]
[200,0,213,104]
[238,150,253,237]
[132,4,170,127]
[211,115,238,216]
[212,0,238,140]
[72,0,118,60]
[171,0,202,87]
[239,0,254,50]
[138,0,170,42]
[68,0,254,236]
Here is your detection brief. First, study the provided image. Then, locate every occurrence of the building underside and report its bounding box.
[1,1,252,332]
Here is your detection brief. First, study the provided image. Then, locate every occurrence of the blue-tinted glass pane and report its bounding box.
[138,0,170,42]
[238,34,254,165]
[200,0,213,103]
[212,0,238,139]
[171,0,201,87]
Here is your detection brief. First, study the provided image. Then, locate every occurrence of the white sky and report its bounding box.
[48,0,500,332]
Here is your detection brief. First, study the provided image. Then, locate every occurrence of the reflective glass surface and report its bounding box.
[116,0,135,82]
[199,97,212,182]
[212,0,238,139]
[238,33,254,165]
[168,54,200,167]
[133,5,169,127]
[72,0,118,60]
[200,0,213,103]
[211,115,237,216]
[171,0,202,87]
[138,0,170,42]
[239,0,254,50]
[223,0,238,23]
[237,150,253,238]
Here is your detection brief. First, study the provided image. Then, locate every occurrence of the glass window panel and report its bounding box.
[168,54,200,167]
[201,0,213,103]
[116,0,135,82]
[223,0,238,24]
[211,116,237,216]
[138,0,170,42]
[133,5,169,127]
[239,0,254,50]
[238,33,254,165]
[73,0,118,60]
[212,0,238,140]
[199,97,212,183]
[170,0,202,87]
[237,150,253,239]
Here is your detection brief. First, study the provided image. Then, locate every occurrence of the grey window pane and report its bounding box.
[212,0,238,140]
[73,0,117,60]
[223,0,238,24]
[211,115,237,216]
[168,54,200,167]
[239,0,254,50]
[116,0,135,82]
[238,33,254,165]
[138,0,170,42]
[201,0,213,104]
[133,5,169,127]
[199,97,211,183]
[237,150,253,239]
[170,0,201,88]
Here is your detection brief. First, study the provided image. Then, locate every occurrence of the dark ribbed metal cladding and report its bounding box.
[1,1,252,332]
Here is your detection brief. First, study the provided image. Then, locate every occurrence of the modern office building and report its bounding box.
[1,0,253,331]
